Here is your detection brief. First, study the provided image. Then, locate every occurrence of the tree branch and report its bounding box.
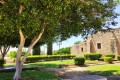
[19,4,23,14]
[0,0,5,4]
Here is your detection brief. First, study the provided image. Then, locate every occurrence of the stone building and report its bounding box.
[71,28,120,56]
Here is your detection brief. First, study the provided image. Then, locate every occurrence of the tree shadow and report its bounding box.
[87,70,120,76]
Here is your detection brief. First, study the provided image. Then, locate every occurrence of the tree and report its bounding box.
[32,43,41,55]
[47,41,53,55]
[74,41,81,45]
[0,0,117,80]
[0,26,19,61]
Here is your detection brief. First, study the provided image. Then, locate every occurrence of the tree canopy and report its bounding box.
[0,0,118,80]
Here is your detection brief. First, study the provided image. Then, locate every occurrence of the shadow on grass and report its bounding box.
[88,70,120,76]
[0,70,60,80]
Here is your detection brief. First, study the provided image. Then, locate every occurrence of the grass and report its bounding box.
[25,59,74,68]
[5,59,102,68]
[0,70,60,80]
[4,59,120,77]
[87,64,120,76]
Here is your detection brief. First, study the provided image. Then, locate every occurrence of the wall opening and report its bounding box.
[81,47,83,52]
[97,43,101,49]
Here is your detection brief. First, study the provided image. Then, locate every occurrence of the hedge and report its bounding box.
[73,57,85,65]
[24,55,75,63]
[104,57,113,64]
[84,53,102,60]
[117,56,120,61]
[105,54,115,59]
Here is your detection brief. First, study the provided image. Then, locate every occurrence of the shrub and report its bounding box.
[104,57,113,64]
[8,51,30,59]
[117,56,120,61]
[105,54,115,59]
[25,55,76,63]
[73,57,85,65]
[8,51,17,59]
[84,53,102,60]
[0,58,5,67]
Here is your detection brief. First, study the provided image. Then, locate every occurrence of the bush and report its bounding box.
[84,53,102,60]
[8,51,17,59]
[8,51,30,59]
[25,55,76,63]
[0,58,5,67]
[117,56,120,61]
[104,57,113,64]
[105,54,115,59]
[73,57,85,65]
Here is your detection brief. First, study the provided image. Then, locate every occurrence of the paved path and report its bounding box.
[62,75,107,80]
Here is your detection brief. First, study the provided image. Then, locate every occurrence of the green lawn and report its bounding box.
[0,70,60,80]
[4,59,120,78]
[25,59,74,68]
[87,64,120,76]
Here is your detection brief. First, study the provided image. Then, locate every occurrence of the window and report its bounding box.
[97,43,101,49]
[81,47,83,52]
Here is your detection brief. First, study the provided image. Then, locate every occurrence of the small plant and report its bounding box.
[104,57,113,64]
[117,56,120,61]
[73,57,85,65]
[105,54,115,59]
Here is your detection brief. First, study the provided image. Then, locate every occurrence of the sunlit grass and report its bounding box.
[25,59,74,68]
[87,64,120,76]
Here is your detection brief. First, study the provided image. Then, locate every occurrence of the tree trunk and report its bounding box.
[13,29,26,80]
[0,45,10,60]
[33,45,41,55]
[47,41,52,55]
[14,28,44,80]
[14,4,45,80]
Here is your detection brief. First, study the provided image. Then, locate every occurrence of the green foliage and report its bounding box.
[54,47,70,55]
[105,54,115,59]
[73,57,85,65]
[74,41,81,45]
[0,58,5,67]
[8,51,17,59]
[8,51,30,59]
[117,56,120,61]
[84,53,102,60]
[25,55,75,63]
[104,57,113,64]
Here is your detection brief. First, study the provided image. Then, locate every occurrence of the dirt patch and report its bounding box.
[43,64,120,80]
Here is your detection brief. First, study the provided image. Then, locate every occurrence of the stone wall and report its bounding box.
[71,28,120,56]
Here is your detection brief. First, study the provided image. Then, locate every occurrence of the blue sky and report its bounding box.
[52,4,120,51]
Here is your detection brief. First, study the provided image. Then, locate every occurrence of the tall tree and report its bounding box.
[32,43,41,55]
[47,41,53,55]
[0,0,117,80]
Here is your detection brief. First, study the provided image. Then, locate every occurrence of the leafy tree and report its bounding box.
[32,44,41,55]
[54,47,71,55]
[74,41,82,45]
[0,0,117,80]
